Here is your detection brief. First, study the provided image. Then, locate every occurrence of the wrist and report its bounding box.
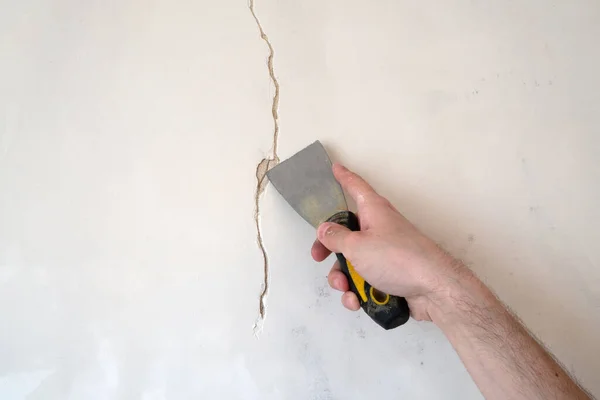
[425,257,494,328]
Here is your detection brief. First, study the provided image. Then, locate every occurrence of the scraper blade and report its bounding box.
[266,140,411,330]
[266,141,348,228]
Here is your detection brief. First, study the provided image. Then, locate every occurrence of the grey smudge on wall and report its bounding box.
[416,339,425,355]
[292,326,306,337]
[312,278,333,308]
[290,326,333,399]
[315,279,331,298]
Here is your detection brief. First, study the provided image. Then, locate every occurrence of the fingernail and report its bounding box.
[336,164,348,172]
[317,222,332,239]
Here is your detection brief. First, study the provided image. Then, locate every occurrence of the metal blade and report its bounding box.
[267,140,348,228]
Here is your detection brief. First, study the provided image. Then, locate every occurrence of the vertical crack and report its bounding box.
[249,0,281,333]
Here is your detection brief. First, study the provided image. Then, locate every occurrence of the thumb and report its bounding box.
[317,222,354,255]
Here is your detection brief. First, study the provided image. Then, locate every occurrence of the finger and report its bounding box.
[317,222,355,255]
[332,163,380,207]
[341,291,361,311]
[328,270,348,292]
[311,239,332,262]
[328,262,349,292]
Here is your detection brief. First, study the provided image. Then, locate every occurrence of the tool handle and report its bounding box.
[327,211,410,330]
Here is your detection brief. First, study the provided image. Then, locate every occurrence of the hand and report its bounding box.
[311,164,469,321]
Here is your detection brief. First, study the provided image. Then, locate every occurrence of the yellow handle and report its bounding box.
[347,261,390,305]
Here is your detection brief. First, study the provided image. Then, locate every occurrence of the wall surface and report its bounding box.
[1,0,599,399]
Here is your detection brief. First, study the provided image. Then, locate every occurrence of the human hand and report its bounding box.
[311,164,469,321]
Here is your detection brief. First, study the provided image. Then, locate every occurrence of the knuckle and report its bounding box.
[372,194,390,207]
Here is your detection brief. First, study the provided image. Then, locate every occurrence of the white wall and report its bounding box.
[1,0,599,398]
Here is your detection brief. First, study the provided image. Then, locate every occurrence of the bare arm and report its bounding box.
[430,265,591,400]
[312,164,591,400]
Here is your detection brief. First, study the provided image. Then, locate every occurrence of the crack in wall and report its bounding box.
[249,0,281,331]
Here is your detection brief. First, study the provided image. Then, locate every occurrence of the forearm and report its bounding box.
[429,266,590,400]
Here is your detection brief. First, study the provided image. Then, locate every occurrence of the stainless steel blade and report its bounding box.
[266,140,348,228]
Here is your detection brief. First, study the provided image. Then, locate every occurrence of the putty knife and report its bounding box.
[267,141,410,329]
